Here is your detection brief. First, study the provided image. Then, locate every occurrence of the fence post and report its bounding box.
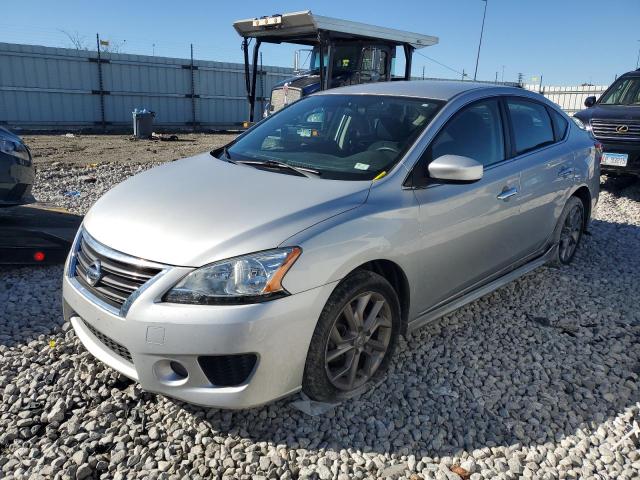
[95,33,106,131]
[190,44,196,131]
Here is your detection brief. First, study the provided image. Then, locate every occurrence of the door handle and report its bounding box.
[558,166,575,178]
[497,187,519,201]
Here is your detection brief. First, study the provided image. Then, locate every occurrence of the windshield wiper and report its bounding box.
[236,159,320,178]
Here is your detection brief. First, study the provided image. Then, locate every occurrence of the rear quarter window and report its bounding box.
[549,109,569,141]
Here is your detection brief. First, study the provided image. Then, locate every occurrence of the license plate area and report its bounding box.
[601,152,628,167]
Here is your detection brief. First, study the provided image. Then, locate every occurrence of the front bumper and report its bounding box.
[0,152,34,207]
[63,264,337,409]
[599,141,640,176]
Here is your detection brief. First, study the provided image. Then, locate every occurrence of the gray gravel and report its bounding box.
[1,163,639,480]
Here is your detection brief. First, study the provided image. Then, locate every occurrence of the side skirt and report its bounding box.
[407,244,557,333]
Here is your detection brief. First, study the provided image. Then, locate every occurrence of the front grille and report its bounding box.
[591,119,640,141]
[198,354,257,387]
[83,319,133,363]
[73,233,162,311]
[270,87,302,112]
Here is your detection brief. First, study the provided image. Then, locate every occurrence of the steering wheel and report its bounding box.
[375,146,400,154]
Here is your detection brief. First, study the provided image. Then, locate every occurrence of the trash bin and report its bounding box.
[132,108,155,139]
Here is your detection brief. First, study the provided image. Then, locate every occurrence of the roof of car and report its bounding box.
[318,80,518,101]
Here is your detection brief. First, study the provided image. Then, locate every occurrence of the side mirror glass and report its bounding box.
[584,96,596,108]
[428,154,483,182]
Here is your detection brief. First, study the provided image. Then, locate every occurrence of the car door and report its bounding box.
[409,97,526,314]
[505,97,575,254]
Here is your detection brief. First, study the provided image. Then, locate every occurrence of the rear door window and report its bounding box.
[507,99,555,155]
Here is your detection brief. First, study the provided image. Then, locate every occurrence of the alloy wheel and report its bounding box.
[559,204,583,263]
[324,291,393,391]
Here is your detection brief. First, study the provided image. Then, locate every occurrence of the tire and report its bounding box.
[550,196,585,267]
[302,270,401,402]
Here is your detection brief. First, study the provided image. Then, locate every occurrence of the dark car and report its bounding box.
[574,69,640,177]
[0,127,34,207]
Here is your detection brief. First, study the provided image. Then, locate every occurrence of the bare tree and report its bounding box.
[59,30,89,50]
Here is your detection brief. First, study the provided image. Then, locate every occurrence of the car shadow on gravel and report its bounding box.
[163,217,639,458]
[601,175,640,199]
[0,265,66,348]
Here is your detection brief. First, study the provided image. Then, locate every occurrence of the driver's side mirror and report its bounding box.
[584,96,596,108]
[428,155,483,182]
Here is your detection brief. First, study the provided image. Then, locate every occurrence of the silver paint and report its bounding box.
[64,80,599,408]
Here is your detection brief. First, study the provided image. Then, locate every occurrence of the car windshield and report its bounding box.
[599,76,640,105]
[226,94,444,180]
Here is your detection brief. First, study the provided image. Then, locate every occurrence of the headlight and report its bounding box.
[164,247,301,305]
[571,116,589,131]
[0,137,30,163]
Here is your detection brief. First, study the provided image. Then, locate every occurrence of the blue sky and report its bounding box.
[2,0,638,85]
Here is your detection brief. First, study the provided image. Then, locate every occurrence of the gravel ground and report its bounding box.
[22,133,235,165]
[1,158,639,480]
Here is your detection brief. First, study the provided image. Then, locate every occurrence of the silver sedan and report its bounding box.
[63,81,600,408]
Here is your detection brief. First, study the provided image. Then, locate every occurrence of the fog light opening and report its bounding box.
[153,359,189,385]
[170,361,188,379]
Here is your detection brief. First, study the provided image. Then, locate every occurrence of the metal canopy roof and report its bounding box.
[233,10,438,49]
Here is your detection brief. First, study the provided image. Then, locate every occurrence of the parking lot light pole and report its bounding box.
[473,0,488,81]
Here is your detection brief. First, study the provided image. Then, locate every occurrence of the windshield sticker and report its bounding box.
[354,163,370,171]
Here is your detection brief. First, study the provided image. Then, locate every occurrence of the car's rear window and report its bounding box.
[227,94,444,180]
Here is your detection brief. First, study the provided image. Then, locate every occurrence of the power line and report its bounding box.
[414,50,465,77]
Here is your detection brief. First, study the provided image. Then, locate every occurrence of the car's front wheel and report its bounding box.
[302,270,400,402]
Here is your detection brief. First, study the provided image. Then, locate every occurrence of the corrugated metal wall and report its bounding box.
[523,83,609,115]
[0,42,293,130]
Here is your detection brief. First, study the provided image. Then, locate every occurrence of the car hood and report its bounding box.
[83,153,371,266]
[575,104,640,122]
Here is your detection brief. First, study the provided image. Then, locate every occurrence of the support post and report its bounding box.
[242,38,251,112]
[318,34,325,90]
[325,40,334,89]
[259,52,265,117]
[403,44,414,80]
[249,39,261,122]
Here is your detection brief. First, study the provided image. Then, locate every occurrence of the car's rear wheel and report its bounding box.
[302,270,400,402]
[551,196,585,266]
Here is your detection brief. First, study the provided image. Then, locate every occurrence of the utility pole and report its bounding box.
[462,69,466,81]
[494,71,498,84]
[473,0,488,81]
[422,65,425,80]
[518,72,523,86]
[501,65,505,83]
